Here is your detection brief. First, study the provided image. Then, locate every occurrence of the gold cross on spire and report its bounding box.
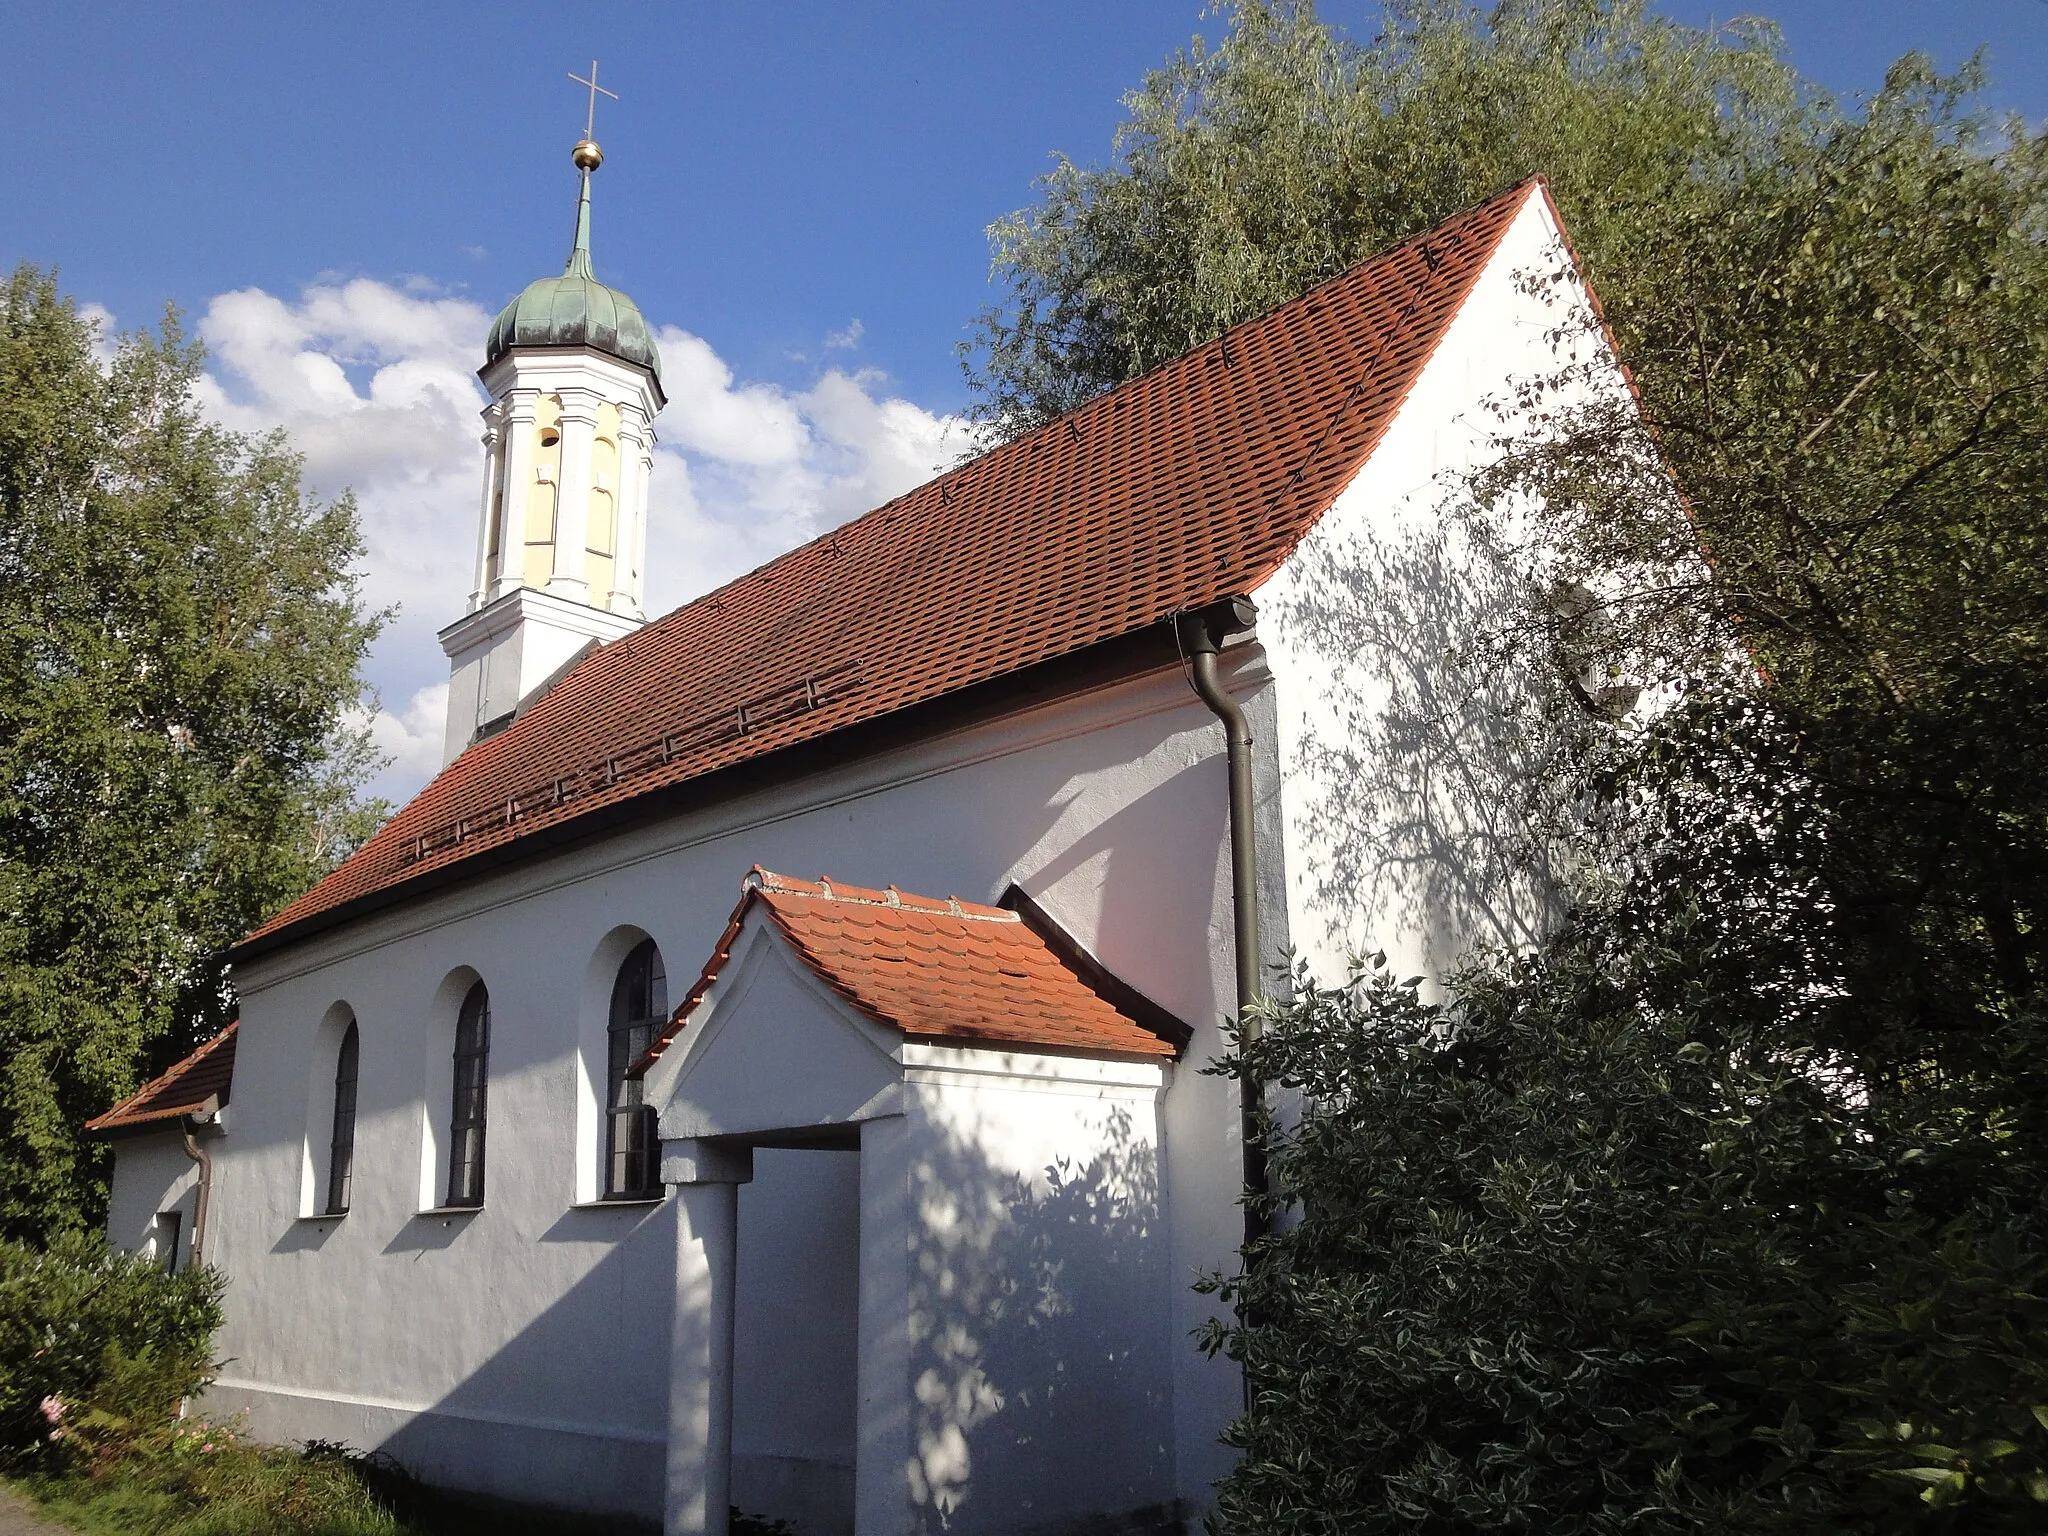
[568,60,618,141]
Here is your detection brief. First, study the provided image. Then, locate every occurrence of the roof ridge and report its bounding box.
[569,179,1546,677]
[242,180,1550,954]
[750,866,1018,922]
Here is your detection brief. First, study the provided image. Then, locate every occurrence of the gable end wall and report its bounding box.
[1257,194,1643,989]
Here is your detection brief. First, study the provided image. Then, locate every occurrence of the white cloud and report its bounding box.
[654,328,810,466]
[364,682,450,789]
[825,318,864,350]
[156,277,960,806]
[77,303,119,370]
[640,327,968,619]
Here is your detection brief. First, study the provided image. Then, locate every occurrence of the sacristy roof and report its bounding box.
[86,1023,237,1138]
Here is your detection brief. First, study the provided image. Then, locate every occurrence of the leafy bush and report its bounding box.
[1202,927,2048,1533]
[0,1231,222,1462]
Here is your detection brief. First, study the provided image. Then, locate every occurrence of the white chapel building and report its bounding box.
[90,134,1639,1536]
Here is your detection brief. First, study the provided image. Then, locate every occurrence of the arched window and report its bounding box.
[446,982,491,1207]
[326,1022,359,1215]
[606,940,667,1198]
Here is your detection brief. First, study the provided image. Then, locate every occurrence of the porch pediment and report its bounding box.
[640,869,1182,1145]
[648,916,904,1142]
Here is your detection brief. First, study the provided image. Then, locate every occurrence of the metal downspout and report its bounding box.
[1176,598,1269,1250]
[178,1101,219,1269]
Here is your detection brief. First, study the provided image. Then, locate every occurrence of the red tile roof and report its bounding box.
[644,869,1181,1065]
[86,1023,237,1137]
[244,180,1542,955]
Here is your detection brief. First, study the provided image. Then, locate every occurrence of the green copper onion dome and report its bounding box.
[485,143,661,380]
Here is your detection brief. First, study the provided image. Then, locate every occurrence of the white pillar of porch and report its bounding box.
[856,1113,915,1536]
[665,1140,753,1536]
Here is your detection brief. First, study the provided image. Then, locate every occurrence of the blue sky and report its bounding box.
[5,1,2043,798]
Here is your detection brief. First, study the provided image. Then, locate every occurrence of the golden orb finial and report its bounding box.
[572,138,604,171]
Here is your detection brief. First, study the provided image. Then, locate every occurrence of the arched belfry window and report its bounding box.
[606,940,666,1198]
[326,1022,359,1216]
[447,982,491,1208]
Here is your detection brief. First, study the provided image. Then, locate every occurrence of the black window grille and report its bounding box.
[446,982,491,1207]
[605,940,666,1198]
[326,1021,359,1215]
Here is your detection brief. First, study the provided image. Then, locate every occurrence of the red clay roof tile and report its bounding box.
[644,869,1181,1065]
[245,181,1539,953]
[86,1023,237,1136]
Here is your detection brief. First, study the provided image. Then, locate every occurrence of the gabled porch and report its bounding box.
[641,871,1185,1536]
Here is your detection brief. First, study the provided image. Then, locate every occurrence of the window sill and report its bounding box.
[568,1194,667,1209]
[413,1205,484,1219]
[294,1211,348,1224]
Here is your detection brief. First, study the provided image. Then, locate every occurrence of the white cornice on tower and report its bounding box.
[438,585,641,766]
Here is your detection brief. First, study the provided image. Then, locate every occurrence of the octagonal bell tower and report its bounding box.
[439,129,667,765]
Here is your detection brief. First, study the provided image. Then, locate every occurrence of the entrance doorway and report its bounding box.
[730,1142,861,1535]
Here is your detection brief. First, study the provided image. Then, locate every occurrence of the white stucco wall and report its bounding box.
[105,1130,200,1269]
[1256,192,1644,990]
[888,1049,1177,1535]
[203,662,1256,1526]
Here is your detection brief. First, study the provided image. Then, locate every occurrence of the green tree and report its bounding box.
[0,266,384,1242]
[964,0,2048,1527]
[965,0,1801,436]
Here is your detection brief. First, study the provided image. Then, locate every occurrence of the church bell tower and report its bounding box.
[439,91,666,765]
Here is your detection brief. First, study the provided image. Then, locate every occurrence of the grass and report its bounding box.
[10,1445,407,1536]
[5,1427,665,1536]
[6,1415,805,1536]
